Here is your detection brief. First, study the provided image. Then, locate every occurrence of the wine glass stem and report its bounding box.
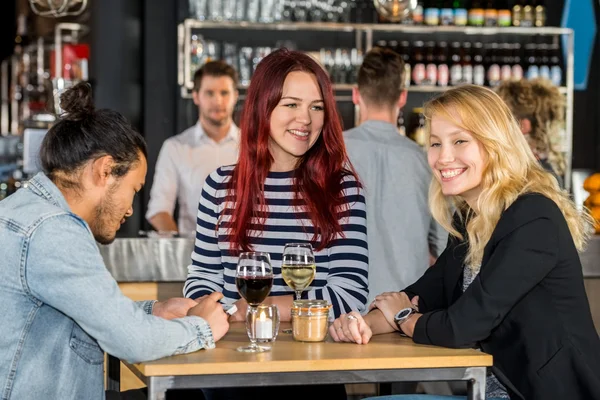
[295,290,302,301]
[249,305,259,349]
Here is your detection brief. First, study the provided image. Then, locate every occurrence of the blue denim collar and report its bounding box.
[27,172,72,213]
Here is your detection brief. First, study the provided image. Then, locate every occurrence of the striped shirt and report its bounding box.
[184,165,369,317]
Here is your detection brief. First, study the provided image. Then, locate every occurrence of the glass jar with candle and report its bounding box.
[247,304,280,344]
[291,300,332,342]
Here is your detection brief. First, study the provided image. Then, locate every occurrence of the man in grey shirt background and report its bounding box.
[345,47,448,305]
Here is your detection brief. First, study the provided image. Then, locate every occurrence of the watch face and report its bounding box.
[395,308,412,321]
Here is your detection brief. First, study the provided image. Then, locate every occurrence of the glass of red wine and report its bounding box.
[235,251,274,353]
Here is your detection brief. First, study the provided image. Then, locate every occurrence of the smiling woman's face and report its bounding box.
[268,71,325,172]
[428,114,487,208]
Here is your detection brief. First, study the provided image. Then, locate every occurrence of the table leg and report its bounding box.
[147,376,170,400]
[466,366,486,400]
[107,354,121,392]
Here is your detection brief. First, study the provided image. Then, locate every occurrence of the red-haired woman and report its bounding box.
[182,48,366,399]
[184,48,368,324]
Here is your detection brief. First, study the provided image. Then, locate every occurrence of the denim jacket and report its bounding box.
[0,173,215,400]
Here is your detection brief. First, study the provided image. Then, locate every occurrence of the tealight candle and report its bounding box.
[255,309,273,340]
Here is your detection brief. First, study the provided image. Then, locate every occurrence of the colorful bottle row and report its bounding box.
[376,39,562,88]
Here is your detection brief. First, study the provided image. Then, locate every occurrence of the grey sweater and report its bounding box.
[345,120,448,304]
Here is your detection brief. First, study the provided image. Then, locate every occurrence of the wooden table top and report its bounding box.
[130,323,492,377]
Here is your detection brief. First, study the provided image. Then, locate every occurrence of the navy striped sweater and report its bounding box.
[183,165,369,317]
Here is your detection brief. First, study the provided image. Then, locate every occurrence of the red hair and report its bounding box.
[227,48,359,252]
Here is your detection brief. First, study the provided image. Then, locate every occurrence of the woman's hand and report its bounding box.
[329,311,372,345]
[370,292,417,330]
[228,298,248,322]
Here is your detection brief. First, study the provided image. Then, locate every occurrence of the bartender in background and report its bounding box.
[146,61,239,235]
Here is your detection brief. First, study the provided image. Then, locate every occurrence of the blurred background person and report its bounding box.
[345,47,447,306]
[496,78,566,188]
[146,61,239,235]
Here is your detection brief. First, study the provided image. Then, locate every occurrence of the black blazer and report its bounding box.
[404,194,600,400]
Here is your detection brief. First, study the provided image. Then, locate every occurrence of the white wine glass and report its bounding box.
[281,243,316,301]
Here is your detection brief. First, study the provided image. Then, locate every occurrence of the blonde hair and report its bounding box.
[424,85,592,271]
[496,79,566,176]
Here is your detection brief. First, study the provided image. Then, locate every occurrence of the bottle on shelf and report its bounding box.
[538,43,551,81]
[486,42,501,87]
[440,0,454,26]
[512,43,524,80]
[468,0,485,26]
[512,0,523,27]
[397,109,406,136]
[424,41,438,85]
[473,42,486,86]
[500,43,513,81]
[450,41,463,86]
[424,0,441,26]
[437,41,450,87]
[462,42,473,84]
[397,41,412,88]
[534,0,546,27]
[412,0,425,24]
[484,0,498,27]
[409,108,428,147]
[525,43,539,80]
[412,41,426,85]
[549,44,563,86]
[453,0,468,26]
[497,0,512,27]
[521,1,534,27]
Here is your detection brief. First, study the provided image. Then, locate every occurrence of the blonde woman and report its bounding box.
[496,79,566,187]
[330,85,600,400]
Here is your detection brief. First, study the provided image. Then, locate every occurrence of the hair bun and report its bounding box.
[59,82,95,121]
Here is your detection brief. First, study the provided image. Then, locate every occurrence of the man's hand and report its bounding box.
[153,297,200,320]
[187,292,230,342]
[329,312,373,345]
[228,298,249,322]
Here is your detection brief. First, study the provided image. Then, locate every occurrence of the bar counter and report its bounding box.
[99,235,600,282]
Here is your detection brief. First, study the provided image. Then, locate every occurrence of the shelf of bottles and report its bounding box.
[180,0,574,188]
[186,0,550,28]
[180,0,567,92]
[374,39,565,91]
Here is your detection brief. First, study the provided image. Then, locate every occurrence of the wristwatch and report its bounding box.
[393,307,416,328]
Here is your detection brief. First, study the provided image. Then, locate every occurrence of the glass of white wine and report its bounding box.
[281,243,316,301]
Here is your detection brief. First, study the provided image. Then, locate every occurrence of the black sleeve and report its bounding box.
[403,234,454,313]
[412,217,558,348]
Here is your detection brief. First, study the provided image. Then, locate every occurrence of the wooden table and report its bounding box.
[107,323,492,400]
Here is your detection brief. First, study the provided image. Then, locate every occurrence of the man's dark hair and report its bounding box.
[39,82,147,189]
[357,47,405,108]
[193,60,239,92]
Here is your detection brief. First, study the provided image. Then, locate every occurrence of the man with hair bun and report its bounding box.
[0,82,229,400]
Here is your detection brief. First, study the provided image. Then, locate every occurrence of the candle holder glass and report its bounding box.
[247,304,280,347]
